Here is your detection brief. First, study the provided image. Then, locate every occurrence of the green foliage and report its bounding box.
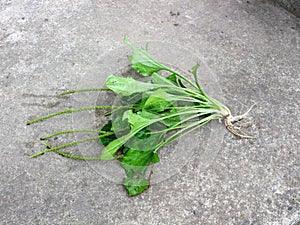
[106,75,154,96]
[99,120,117,146]
[121,149,155,178]
[27,37,231,197]
[123,178,149,197]
[124,37,173,76]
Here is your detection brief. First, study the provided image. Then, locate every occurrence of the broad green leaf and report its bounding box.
[161,108,181,127]
[123,178,149,196]
[151,73,188,96]
[121,149,156,178]
[101,110,157,161]
[139,110,160,120]
[124,38,172,76]
[126,131,163,151]
[121,149,160,196]
[123,110,152,132]
[140,104,195,128]
[121,92,143,105]
[133,93,150,112]
[106,75,154,96]
[126,125,162,150]
[112,109,130,137]
[151,73,176,86]
[100,118,131,154]
[120,92,150,112]
[143,89,174,112]
[134,126,151,139]
[137,110,168,133]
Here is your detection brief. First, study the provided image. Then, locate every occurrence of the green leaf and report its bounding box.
[121,149,160,196]
[143,89,174,112]
[112,110,130,137]
[120,92,149,113]
[166,73,186,88]
[101,109,158,161]
[127,126,162,151]
[123,178,149,196]
[190,63,205,95]
[100,116,131,155]
[121,92,143,105]
[134,126,151,139]
[106,75,154,96]
[123,110,152,132]
[127,132,163,151]
[166,73,177,84]
[152,153,160,163]
[100,138,125,160]
[151,73,188,96]
[121,149,154,178]
[124,38,172,76]
[139,110,160,120]
[161,108,181,127]
[140,105,183,128]
[132,93,150,112]
[99,120,117,146]
[151,73,177,86]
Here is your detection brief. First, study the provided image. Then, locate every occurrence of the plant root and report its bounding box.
[225,117,255,139]
[229,103,256,123]
[224,103,257,139]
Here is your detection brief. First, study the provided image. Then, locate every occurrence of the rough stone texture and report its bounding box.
[273,0,300,17]
[0,0,299,224]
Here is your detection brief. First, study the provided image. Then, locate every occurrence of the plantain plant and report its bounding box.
[27,38,255,196]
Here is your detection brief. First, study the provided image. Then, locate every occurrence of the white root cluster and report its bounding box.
[223,103,256,139]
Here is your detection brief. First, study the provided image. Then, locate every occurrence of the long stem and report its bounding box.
[159,70,225,110]
[165,117,213,145]
[26,105,116,125]
[155,83,208,102]
[30,136,100,158]
[30,132,113,159]
[107,109,207,151]
[150,111,214,134]
[104,105,134,116]
[161,94,209,105]
[165,68,199,90]
[37,141,103,160]
[60,88,111,96]
[154,114,217,153]
[40,129,105,140]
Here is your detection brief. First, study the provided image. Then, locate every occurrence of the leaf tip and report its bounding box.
[124,36,131,46]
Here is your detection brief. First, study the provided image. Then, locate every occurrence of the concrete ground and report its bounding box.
[1,0,299,224]
[274,0,300,17]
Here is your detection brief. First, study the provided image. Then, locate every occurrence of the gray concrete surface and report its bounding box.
[273,0,300,17]
[1,0,300,224]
